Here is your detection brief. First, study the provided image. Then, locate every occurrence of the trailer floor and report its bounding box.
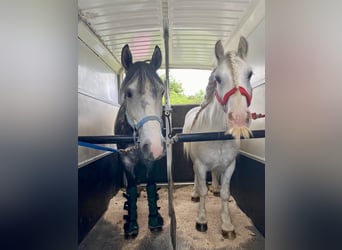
[79,185,264,250]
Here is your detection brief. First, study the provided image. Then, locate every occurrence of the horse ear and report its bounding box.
[121,44,133,71]
[237,36,248,59]
[151,45,162,70]
[215,40,224,61]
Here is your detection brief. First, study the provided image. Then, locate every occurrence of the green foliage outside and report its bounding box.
[160,74,204,105]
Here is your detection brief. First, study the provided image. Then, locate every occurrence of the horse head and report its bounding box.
[120,44,165,161]
[213,36,253,138]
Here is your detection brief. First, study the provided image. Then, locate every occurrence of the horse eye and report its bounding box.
[247,71,253,80]
[126,89,133,98]
[215,75,222,84]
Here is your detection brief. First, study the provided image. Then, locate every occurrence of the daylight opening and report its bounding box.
[158,69,212,105]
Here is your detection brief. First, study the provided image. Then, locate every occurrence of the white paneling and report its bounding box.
[247,18,265,87]
[78,39,119,104]
[78,21,121,73]
[240,83,265,161]
[78,94,119,165]
[78,38,120,166]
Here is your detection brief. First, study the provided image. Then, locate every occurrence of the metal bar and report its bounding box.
[163,17,177,250]
[78,130,265,144]
[173,130,265,143]
[78,141,120,153]
[78,135,134,144]
[169,127,182,133]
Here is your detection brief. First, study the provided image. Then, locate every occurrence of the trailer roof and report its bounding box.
[78,0,264,72]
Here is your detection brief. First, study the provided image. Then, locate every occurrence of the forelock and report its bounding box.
[121,61,163,97]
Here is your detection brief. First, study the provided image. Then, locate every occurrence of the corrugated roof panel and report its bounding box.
[167,0,255,69]
[79,0,164,62]
[79,0,262,70]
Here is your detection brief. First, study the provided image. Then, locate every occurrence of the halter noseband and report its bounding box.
[215,84,252,108]
[125,111,163,143]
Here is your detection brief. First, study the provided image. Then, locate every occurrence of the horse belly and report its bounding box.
[190,141,238,172]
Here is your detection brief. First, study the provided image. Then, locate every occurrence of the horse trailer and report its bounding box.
[78,0,265,249]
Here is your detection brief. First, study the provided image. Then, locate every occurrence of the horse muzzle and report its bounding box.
[226,111,252,139]
[227,110,251,128]
[141,138,166,161]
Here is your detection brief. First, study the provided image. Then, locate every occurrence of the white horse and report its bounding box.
[183,37,253,239]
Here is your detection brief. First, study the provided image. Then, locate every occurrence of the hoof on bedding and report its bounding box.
[196,222,208,232]
[124,221,139,239]
[148,214,164,233]
[149,226,163,233]
[191,196,200,202]
[213,191,220,197]
[124,230,138,239]
[222,230,236,240]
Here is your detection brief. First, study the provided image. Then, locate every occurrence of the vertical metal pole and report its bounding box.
[163,18,176,249]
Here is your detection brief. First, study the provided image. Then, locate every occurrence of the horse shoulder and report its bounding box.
[114,104,134,149]
[183,106,201,133]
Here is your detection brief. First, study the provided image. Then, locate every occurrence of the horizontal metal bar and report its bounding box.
[78,128,182,144]
[78,130,265,144]
[78,135,134,144]
[173,130,265,143]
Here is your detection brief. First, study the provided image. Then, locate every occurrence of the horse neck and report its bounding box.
[193,99,227,132]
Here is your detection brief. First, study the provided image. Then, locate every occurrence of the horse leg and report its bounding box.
[194,162,208,232]
[123,183,139,239]
[220,160,236,239]
[191,172,200,202]
[121,154,139,239]
[146,163,164,232]
[210,170,221,197]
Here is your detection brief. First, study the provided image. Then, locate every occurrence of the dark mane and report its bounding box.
[120,61,163,98]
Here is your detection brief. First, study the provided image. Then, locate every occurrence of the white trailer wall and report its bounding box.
[78,39,120,167]
[240,18,265,162]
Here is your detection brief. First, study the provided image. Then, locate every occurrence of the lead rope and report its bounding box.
[251,112,265,119]
[163,18,176,250]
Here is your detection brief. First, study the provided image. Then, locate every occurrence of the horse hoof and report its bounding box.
[124,221,139,239]
[213,191,220,197]
[124,230,139,239]
[196,222,208,232]
[222,230,236,240]
[148,214,164,232]
[191,196,200,202]
[149,226,163,233]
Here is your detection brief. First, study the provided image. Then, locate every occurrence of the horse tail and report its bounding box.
[182,107,200,160]
[183,142,191,159]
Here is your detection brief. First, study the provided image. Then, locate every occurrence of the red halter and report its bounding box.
[213,81,265,120]
[214,84,252,108]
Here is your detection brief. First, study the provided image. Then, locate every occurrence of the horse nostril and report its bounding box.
[228,112,234,121]
[142,142,151,155]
